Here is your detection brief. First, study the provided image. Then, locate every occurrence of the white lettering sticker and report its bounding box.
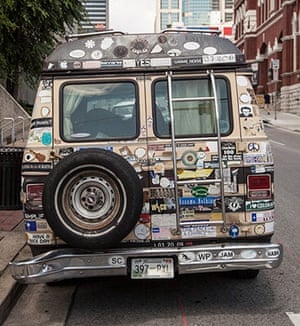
[27,233,54,245]
[197,251,213,262]
[108,256,125,266]
[218,250,235,259]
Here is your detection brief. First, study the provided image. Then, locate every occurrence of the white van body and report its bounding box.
[10,30,282,283]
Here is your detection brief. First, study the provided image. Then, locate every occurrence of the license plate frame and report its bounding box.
[131,257,174,279]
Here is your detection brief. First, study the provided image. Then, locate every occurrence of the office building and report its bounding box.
[80,0,109,31]
[234,0,300,113]
[155,0,234,38]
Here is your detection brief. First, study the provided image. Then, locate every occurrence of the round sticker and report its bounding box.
[73,61,82,69]
[41,107,50,117]
[113,46,128,58]
[91,50,103,59]
[134,224,150,240]
[181,151,197,166]
[24,152,35,161]
[168,37,178,47]
[198,151,206,160]
[254,224,265,235]
[158,35,167,43]
[130,39,149,54]
[160,177,170,188]
[240,93,251,104]
[135,147,146,158]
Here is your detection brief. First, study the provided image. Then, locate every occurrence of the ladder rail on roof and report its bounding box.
[162,28,221,35]
[65,30,125,41]
[166,70,227,235]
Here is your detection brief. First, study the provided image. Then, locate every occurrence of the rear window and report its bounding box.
[61,81,138,141]
[153,77,232,137]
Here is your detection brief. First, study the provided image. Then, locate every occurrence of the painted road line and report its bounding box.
[286,312,300,325]
[270,140,285,146]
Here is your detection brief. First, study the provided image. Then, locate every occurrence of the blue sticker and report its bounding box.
[25,221,37,232]
[41,131,52,145]
[179,196,217,207]
[229,225,239,238]
[251,213,257,222]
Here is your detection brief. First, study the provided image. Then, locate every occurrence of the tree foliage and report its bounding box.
[0,0,86,96]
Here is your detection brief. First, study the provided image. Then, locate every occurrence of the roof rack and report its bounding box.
[65,30,125,41]
[162,27,221,35]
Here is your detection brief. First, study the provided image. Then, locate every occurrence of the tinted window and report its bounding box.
[154,78,231,137]
[62,82,137,141]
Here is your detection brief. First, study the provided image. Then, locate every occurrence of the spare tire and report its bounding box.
[43,149,143,249]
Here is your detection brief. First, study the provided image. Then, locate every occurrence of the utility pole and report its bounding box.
[271,59,280,120]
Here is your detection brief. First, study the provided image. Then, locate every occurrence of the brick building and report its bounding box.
[234,0,300,113]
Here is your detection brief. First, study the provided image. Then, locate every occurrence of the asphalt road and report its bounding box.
[4,125,300,326]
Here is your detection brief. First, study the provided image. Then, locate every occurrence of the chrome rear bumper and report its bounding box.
[10,242,283,283]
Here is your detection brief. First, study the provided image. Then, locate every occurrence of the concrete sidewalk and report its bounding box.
[0,108,300,324]
[0,210,26,324]
[260,109,300,132]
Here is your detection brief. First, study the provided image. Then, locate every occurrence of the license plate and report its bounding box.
[131,257,174,279]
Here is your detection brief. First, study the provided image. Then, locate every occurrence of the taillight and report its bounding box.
[26,184,44,208]
[247,175,271,199]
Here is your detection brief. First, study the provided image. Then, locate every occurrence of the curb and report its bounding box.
[0,268,26,325]
[0,244,28,324]
[0,218,29,324]
[263,119,271,125]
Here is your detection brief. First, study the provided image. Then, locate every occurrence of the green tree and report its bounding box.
[0,0,86,98]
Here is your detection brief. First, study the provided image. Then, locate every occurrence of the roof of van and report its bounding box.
[43,30,245,74]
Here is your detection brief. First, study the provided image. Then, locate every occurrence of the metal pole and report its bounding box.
[17,116,25,141]
[274,91,277,120]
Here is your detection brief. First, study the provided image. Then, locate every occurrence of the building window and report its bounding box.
[212,0,219,10]
[171,0,179,9]
[161,0,168,9]
[225,0,233,9]
[160,13,169,30]
[225,12,233,22]
[171,13,179,23]
[270,0,275,12]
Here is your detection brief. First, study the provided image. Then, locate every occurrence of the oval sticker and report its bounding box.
[184,42,200,50]
[69,49,85,58]
[218,250,235,259]
[203,46,217,55]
